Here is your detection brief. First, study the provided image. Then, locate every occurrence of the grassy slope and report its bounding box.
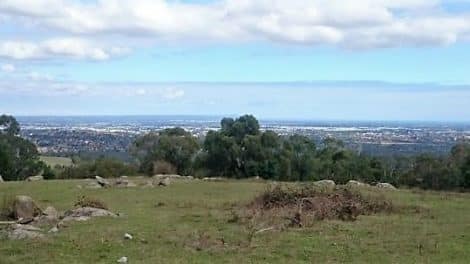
[39,156,73,167]
[1,179,470,263]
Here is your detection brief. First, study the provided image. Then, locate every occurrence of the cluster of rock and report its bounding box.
[310,179,397,190]
[79,176,137,189]
[1,195,117,240]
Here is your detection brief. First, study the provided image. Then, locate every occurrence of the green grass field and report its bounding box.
[1,179,470,263]
[40,156,73,167]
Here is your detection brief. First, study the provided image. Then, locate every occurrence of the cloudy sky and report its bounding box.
[1,0,470,121]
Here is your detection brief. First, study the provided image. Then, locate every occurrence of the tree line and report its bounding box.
[1,114,469,190]
[130,115,470,190]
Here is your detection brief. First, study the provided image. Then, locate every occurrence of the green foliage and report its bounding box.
[131,128,200,175]
[0,115,47,181]
[0,114,20,136]
[57,157,137,179]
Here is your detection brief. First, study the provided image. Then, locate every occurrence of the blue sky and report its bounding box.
[1,0,470,121]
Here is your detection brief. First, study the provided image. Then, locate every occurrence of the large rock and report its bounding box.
[0,175,4,182]
[376,182,397,190]
[26,175,44,182]
[13,195,42,220]
[313,180,336,189]
[7,224,44,240]
[95,176,110,188]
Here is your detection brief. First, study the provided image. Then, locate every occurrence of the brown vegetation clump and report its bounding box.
[239,185,394,228]
[74,196,108,210]
[153,160,177,175]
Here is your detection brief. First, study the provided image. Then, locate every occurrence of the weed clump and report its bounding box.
[74,196,108,210]
[238,184,394,228]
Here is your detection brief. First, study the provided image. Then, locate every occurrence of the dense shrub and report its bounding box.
[57,158,138,179]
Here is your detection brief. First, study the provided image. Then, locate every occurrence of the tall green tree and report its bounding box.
[0,115,46,180]
[131,128,200,175]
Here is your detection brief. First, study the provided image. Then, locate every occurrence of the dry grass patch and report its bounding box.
[74,195,108,210]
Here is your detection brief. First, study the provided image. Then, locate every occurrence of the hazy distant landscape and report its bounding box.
[2,0,470,263]
[18,116,470,158]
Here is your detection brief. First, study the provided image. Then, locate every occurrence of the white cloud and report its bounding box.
[1,0,469,49]
[161,87,185,99]
[135,88,147,96]
[0,38,128,60]
[29,71,54,81]
[1,63,15,72]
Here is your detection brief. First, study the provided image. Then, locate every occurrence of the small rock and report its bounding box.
[48,227,59,233]
[117,256,128,263]
[376,182,397,190]
[158,177,171,186]
[95,176,110,188]
[26,175,44,182]
[13,195,42,220]
[124,233,133,240]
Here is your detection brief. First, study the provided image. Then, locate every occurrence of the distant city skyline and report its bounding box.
[1,0,470,121]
